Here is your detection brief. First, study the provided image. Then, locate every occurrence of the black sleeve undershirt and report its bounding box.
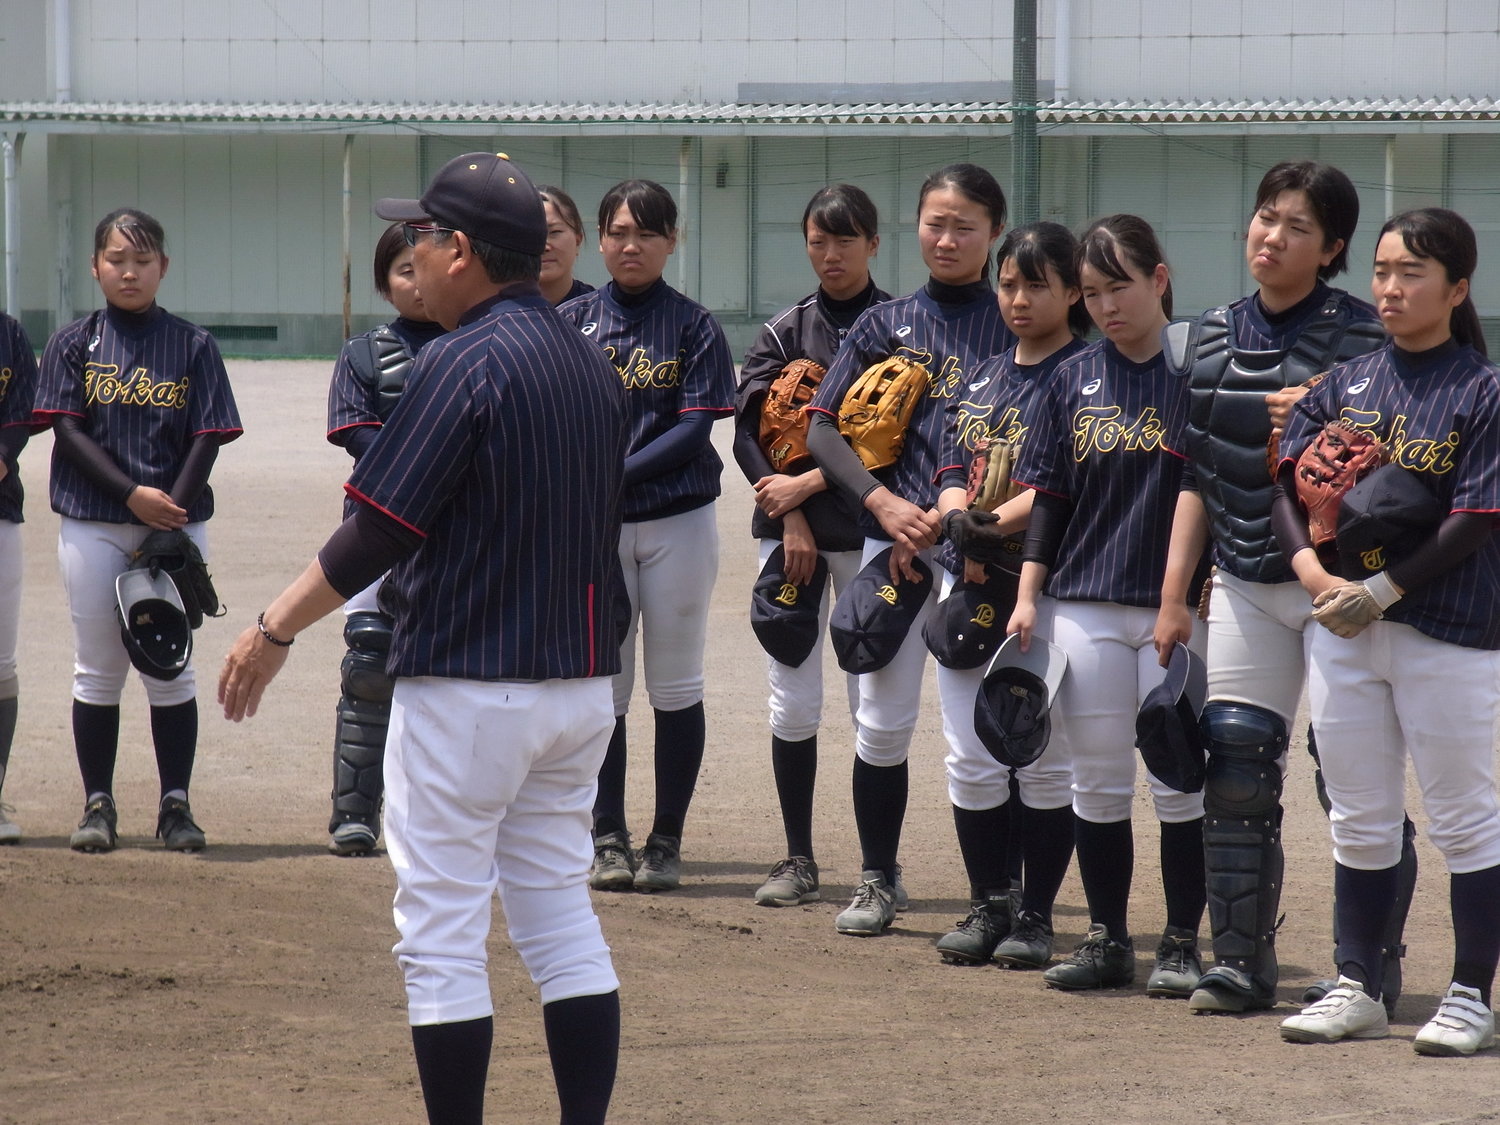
[1022,490,1073,570]
[806,411,881,503]
[317,502,424,599]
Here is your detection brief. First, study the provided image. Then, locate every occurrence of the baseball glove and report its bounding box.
[965,436,1017,512]
[134,529,223,631]
[758,358,827,474]
[941,508,1024,571]
[837,356,930,471]
[1294,421,1386,548]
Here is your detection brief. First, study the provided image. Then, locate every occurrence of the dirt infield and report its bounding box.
[1,359,1496,1124]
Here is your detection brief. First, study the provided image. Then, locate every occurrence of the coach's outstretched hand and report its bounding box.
[219,623,291,721]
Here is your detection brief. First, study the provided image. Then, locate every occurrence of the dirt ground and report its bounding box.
[1,359,1498,1124]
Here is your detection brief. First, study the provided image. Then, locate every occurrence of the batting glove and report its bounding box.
[1311,571,1403,639]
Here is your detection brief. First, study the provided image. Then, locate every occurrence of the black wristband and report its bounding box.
[256,612,294,647]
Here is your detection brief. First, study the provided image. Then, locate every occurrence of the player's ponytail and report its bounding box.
[918,163,1007,282]
[1078,214,1173,320]
[998,221,1091,339]
[1379,208,1487,358]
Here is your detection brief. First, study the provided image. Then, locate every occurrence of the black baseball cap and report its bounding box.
[974,633,1068,768]
[1134,642,1208,793]
[1335,464,1441,580]
[829,548,933,674]
[922,567,1019,670]
[375,152,547,256]
[750,545,829,668]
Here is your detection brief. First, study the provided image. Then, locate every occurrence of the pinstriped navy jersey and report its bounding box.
[36,305,242,524]
[326,317,446,448]
[1280,343,1500,648]
[0,313,40,524]
[933,337,1088,575]
[1013,340,1189,607]
[347,292,629,681]
[807,285,1015,536]
[1234,282,1379,352]
[558,280,734,521]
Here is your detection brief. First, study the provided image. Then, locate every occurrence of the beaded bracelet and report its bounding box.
[256,612,294,647]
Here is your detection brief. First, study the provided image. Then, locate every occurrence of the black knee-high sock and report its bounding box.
[592,716,628,837]
[771,734,817,859]
[651,701,704,839]
[851,756,907,885]
[73,700,120,799]
[1004,770,1024,886]
[1075,817,1133,940]
[952,802,1011,900]
[150,700,198,798]
[1160,817,1207,933]
[1019,803,1075,920]
[1334,862,1400,999]
[411,1017,492,1125]
[1451,865,1500,1005]
[543,991,620,1125]
[0,695,17,778]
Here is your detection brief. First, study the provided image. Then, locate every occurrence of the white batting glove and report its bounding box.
[1311,571,1403,639]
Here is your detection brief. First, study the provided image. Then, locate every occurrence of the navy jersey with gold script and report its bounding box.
[559,279,734,521]
[806,281,1015,536]
[1280,342,1500,649]
[0,313,41,524]
[1012,339,1188,606]
[933,336,1088,575]
[36,305,242,523]
[347,291,629,682]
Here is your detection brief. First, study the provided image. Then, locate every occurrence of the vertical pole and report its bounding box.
[677,136,691,295]
[342,135,353,342]
[2,134,20,316]
[1012,0,1040,226]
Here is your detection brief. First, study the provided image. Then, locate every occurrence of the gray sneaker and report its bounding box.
[994,909,1055,969]
[1146,925,1203,999]
[1042,923,1136,990]
[835,871,897,936]
[891,863,910,912]
[754,856,821,906]
[0,802,20,845]
[157,797,206,852]
[70,795,118,853]
[633,833,682,893]
[936,893,1011,965]
[588,831,636,891]
[330,819,378,857]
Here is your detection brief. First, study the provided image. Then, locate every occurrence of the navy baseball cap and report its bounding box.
[750,545,829,668]
[375,152,547,256]
[974,633,1068,768]
[829,548,932,674]
[1335,464,1441,580]
[1135,642,1208,793]
[922,567,1019,670]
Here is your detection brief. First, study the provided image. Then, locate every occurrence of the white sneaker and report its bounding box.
[1414,984,1496,1057]
[1279,976,1389,1043]
[0,802,19,844]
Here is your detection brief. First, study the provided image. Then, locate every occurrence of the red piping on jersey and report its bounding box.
[805,405,838,419]
[326,421,380,443]
[193,426,245,443]
[679,406,734,415]
[31,408,86,425]
[933,461,964,483]
[344,484,428,538]
[1011,479,1066,499]
[587,583,596,677]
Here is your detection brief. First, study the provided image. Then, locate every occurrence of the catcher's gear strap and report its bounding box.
[348,324,415,424]
[836,356,931,472]
[758,358,826,474]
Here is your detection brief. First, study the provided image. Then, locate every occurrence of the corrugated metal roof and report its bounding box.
[0,96,1496,128]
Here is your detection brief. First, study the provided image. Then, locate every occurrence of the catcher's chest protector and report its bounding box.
[1181,298,1384,583]
[351,325,416,423]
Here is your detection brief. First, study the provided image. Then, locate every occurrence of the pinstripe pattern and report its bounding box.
[349,293,629,681]
[559,281,734,521]
[0,314,40,524]
[36,305,243,524]
[807,286,1015,534]
[1013,339,1189,607]
[1234,283,1379,351]
[1281,343,1500,648]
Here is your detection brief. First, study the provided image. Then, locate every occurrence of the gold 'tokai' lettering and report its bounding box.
[1072,405,1166,460]
[607,346,683,391]
[83,363,189,409]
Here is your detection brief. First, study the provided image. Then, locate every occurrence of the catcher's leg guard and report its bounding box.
[329,612,394,842]
[1190,703,1287,1013]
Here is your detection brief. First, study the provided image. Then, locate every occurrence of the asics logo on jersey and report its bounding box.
[83,363,189,409]
[774,583,799,608]
[1072,405,1167,459]
[581,323,598,336]
[896,325,913,337]
[970,604,996,628]
[1082,378,1102,394]
[88,334,101,352]
[1348,377,1371,394]
[606,346,683,390]
[968,377,991,392]
[876,584,899,606]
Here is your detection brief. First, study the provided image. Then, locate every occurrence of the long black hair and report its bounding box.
[93,207,166,258]
[996,221,1091,338]
[1077,213,1172,319]
[1378,208,1487,357]
[917,163,1007,281]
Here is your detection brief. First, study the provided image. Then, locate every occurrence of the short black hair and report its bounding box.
[997,221,1091,338]
[597,179,677,237]
[803,184,879,241]
[93,208,166,257]
[372,222,408,300]
[1253,161,1360,279]
[433,229,540,285]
